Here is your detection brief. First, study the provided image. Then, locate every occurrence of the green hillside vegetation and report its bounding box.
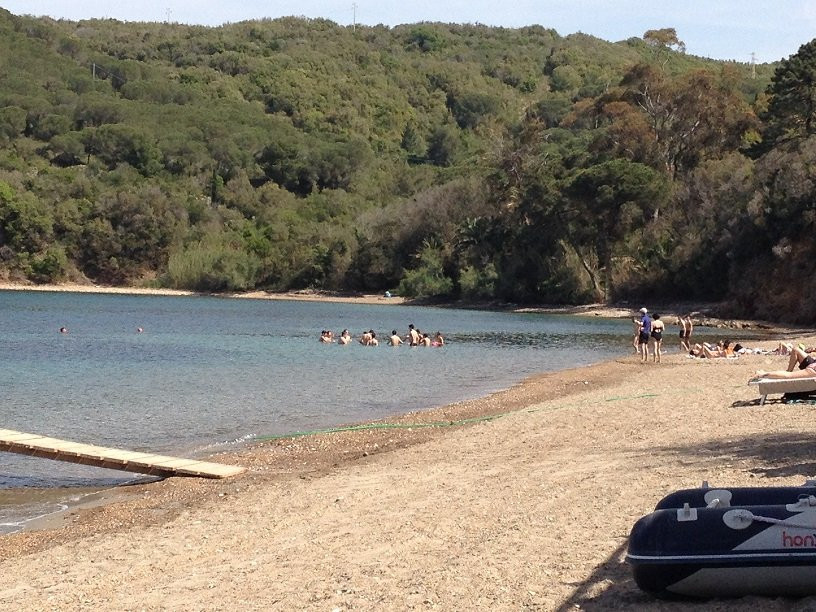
[1,9,814,321]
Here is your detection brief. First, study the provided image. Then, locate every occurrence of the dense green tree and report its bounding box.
[761,39,816,147]
[0,106,27,140]
[565,159,669,299]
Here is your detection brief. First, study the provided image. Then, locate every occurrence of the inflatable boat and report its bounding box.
[627,497,816,598]
[654,480,816,510]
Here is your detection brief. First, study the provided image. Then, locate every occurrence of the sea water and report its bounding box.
[0,290,735,533]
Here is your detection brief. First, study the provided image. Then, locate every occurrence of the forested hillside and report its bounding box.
[1,9,814,321]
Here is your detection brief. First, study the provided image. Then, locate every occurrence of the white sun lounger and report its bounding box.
[749,377,816,405]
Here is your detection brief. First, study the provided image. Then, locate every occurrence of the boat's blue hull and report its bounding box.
[628,500,816,598]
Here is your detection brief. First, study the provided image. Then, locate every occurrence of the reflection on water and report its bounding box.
[450,330,623,348]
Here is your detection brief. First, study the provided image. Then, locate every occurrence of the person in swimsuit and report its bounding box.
[684,315,693,347]
[754,358,816,379]
[677,317,689,352]
[637,308,651,363]
[693,339,735,358]
[781,344,816,372]
[650,314,665,362]
[407,324,421,347]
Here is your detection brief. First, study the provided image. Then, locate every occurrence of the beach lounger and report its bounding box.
[749,377,816,405]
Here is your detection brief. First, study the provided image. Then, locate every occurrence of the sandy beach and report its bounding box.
[0,283,407,306]
[2,323,816,609]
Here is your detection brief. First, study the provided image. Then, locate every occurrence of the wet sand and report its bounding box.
[2,331,816,609]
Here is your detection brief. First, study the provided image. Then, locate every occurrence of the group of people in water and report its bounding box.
[320,324,444,347]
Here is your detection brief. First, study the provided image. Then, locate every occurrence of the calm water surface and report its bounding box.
[0,291,734,532]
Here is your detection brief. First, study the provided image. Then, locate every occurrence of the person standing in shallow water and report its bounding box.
[407,324,420,347]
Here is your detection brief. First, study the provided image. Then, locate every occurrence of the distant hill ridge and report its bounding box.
[3,10,815,323]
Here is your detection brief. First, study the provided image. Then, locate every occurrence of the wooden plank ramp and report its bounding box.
[0,428,245,479]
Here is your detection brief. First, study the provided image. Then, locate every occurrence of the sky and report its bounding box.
[1,1,813,64]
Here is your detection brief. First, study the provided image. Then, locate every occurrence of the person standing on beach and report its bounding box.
[684,316,693,349]
[637,308,652,363]
[677,317,689,352]
[651,314,665,363]
[632,316,642,353]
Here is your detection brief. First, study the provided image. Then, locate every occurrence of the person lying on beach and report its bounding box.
[780,344,816,372]
[690,340,735,359]
[754,360,816,380]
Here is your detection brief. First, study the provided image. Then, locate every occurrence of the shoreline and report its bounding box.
[0,282,800,332]
[2,356,632,543]
[2,356,626,538]
[5,334,816,607]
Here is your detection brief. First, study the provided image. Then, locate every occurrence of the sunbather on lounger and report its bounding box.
[782,344,816,372]
[755,360,816,380]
